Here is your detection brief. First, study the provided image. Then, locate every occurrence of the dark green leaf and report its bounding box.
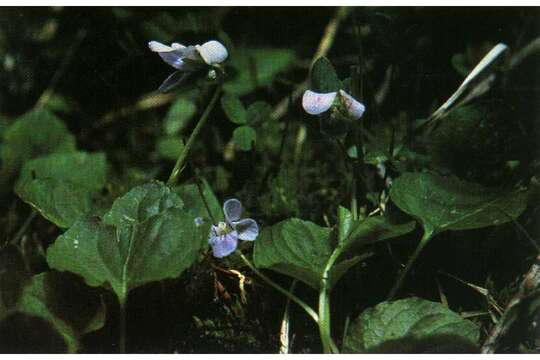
[11,272,107,353]
[338,206,416,252]
[390,172,528,235]
[343,297,480,353]
[47,182,209,301]
[246,101,272,125]
[15,152,107,229]
[221,94,247,124]
[224,48,297,96]
[311,57,342,93]
[1,109,76,185]
[233,126,256,151]
[174,178,221,224]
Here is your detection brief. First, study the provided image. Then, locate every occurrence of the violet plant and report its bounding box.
[1,8,536,355]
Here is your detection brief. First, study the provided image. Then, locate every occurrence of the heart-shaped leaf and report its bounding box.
[174,178,221,224]
[343,297,480,353]
[389,172,528,236]
[47,182,209,302]
[15,152,107,229]
[311,57,342,93]
[1,271,106,353]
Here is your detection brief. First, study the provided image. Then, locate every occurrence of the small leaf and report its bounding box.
[223,48,297,96]
[343,297,480,353]
[221,94,247,124]
[156,136,184,160]
[233,126,256,151]
[390,172,528,235]
[311,57,342,93]
[15,152,107,229]
[47,182,209,301]
[163,97,197,135]
[246,101,272,125]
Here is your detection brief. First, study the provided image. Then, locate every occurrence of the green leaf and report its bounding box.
[254,218,332,290]
[156,136,184,160]
[11,272,107,353]
[338,206,416,252]
[46,182,209,301]
[221,94,247,124]
[15,152,107,229]
[224,48,297,96]
[343,297,480,353]
[389,172,528,235]
[163,97,197,135]
[233,126,256,151]
[174,178,221,224]
[246,101,272,125]
[311,57,342,93]
[1,109,76,184]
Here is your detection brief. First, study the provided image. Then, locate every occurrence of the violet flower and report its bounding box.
[148,40,228,92]
[302,89,366,120]
[209,199,259,258]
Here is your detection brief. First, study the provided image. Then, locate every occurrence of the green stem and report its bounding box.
[166,85,222,186]
[319,247,342,354]
[387,229,434,300]
[119,295,127,353]
[237,252,319,323]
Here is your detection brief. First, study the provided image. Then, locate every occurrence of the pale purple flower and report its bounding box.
[302,89,366,120]
[148,40,228,92]
[209,199,259,258]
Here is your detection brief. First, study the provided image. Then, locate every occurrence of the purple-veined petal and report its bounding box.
[196,40,228,65]
[158,52,185,69]
[233,218,259,241]
[338,90,366,120]
[223,198,242,223]
[302,90,337,115]
[209,231,239,258]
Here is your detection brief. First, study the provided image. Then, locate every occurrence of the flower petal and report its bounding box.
[233,218,259,241]
[196,40,228,65]
[338,90,366,120]
[223,198,242,223]
[158,71,190,93]
[171,42,186,50]
[158,52,186,69]
[209,231,238,258]
[148,41,174,52]
[302,90,337,115]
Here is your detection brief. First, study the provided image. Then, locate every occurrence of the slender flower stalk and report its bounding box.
[166,85,222,186]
